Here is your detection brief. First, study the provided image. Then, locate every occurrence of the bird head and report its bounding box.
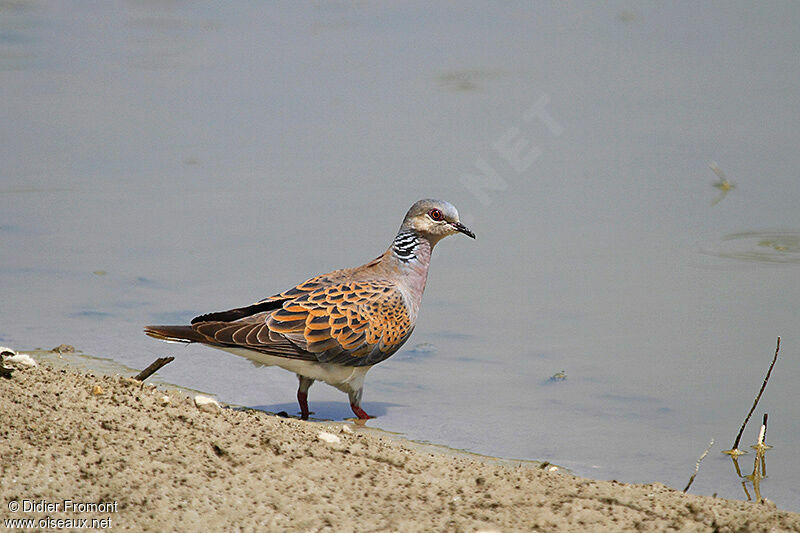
[401,199,475,244]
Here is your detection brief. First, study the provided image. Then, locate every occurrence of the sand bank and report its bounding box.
[2,357,798,532]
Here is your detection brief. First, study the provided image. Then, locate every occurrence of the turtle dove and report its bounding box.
[145,199,475,420]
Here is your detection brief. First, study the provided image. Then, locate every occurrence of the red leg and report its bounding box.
[298,391,310,420]
[350,403,372,420]
[297,376,314,420]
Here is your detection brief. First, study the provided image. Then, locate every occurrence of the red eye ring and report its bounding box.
[428,209,444,221]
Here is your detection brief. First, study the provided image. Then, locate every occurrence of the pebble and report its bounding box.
[194,395,220,413]
[92,385,104,395]
[5,352,37,368]
[318,431,341,444]
[160,395,171,405]
[0,347,16,376]
[52,344,76,354]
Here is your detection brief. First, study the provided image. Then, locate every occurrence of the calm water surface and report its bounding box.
[2,2,799,510]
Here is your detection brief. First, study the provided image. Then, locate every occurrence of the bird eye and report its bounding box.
[428,209,444,221]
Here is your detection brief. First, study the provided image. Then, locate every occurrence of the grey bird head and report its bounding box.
[401,199,475,244]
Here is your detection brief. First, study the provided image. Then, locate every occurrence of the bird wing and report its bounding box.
[191,278,414,367]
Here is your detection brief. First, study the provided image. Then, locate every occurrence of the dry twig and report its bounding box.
[684,438,714,492]
[134,356,175,381]
[724,337,781,455]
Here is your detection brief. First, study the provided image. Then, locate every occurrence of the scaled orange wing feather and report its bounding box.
[190,276,414,367]
[266,280,414,365]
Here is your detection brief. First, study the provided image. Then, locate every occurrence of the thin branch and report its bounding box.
[759,414,769,478]
[684,438,714,492]
[134,356,175,381]
[729,337,780,452]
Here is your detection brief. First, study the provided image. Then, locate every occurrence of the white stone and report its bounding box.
[5,352,37,368]
[194,395,220,412]
[318,431,341,444]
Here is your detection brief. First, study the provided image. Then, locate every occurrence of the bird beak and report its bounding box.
[451,221,476,239]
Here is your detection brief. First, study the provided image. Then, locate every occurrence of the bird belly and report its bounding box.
[217,347,370,393]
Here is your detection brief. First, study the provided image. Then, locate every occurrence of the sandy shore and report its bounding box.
[2,355,798,532]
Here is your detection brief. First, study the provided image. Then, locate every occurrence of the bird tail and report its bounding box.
[144,325,204,344]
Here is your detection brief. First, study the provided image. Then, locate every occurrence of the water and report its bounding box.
[3,1,800,510]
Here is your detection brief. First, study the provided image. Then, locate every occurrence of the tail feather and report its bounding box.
[144,325,205,344]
